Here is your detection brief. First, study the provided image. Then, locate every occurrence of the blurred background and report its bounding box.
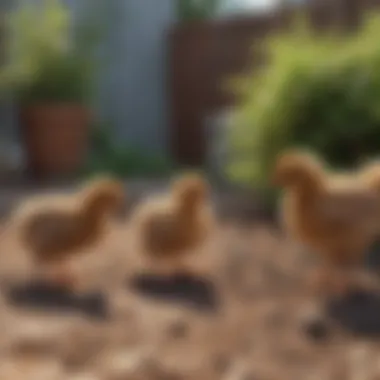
[0,1,379,380]
[0,0,371,189]
[0,0,376,191]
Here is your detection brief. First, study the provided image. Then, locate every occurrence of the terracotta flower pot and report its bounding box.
[19,103,90,179]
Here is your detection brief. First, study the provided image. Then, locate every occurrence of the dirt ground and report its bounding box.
[1,185,380,380]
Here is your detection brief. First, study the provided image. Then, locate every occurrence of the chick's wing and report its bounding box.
[23,210,81,247]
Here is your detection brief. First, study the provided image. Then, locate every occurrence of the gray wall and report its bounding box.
[95,0,175,155]
[1,0,176,157]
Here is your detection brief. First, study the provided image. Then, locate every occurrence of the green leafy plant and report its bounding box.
[227,13,380,189]
[177,0,221,22]
[83,124,174,178]
[1,0,109,103]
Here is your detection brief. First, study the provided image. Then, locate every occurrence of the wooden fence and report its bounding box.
[168,0,380,166]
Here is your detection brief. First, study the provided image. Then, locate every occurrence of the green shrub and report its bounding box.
[0,0,110,104]
[227,13,380,189]
[82,124,174,178]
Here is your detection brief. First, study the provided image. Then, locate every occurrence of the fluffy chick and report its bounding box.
[10,176,125,287]
[273,149,380,294]
[131,172,215,275]
[357,159,380,194]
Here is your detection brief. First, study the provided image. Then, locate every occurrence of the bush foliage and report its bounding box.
[1,0,110,103]
[227,14,380,189]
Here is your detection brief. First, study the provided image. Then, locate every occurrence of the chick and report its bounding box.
[131,172,215,276]
[10,176,126,288]
[273,149,380,295]
[357,159,380,194]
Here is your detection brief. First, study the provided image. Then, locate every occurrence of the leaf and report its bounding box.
[227,12,380,188]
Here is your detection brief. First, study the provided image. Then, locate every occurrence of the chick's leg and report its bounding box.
[46,261,77,289]
[309,264,335,296]
[170,253,202,277]
[148,252,201,277]
[153,256,188,276]
[316,249,361,297]
[328,265,353,297]
[309,261,351,297]
[150,254,192,277]
[328,243,372,296]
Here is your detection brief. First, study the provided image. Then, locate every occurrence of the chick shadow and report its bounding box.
[324,239,380,337]
[129,273,220,312]
[4,280,108,320]
[326,288,380,337]
[365,239,380,270]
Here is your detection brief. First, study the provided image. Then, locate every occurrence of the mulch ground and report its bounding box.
[0,185,379,379]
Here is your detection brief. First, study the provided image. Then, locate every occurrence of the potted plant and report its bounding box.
[1,0,103,179]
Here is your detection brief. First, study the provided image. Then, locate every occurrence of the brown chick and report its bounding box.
[131,172,215,276]
[357,159,380,194]
[10,176,126,288]
[273,149,380,295]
